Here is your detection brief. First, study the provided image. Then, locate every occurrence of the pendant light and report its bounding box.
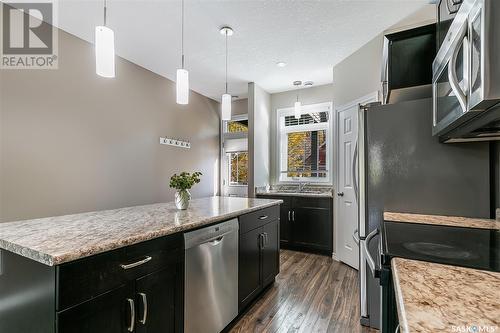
[176,0,189,104]
[95,0,115,78]
[293,81,302,119]
[220,26,233,121]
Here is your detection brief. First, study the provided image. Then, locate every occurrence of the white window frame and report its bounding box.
[227,151,248,187]
[276,102,333,184]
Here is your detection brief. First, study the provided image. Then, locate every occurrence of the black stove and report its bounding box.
[378,220,500,333]
[381,221,500,272]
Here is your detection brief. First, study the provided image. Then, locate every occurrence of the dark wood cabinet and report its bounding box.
[257,195,333,255]
[238,226,264,308]
[57,285,134,333]
[238,207,280,311]
[135,267,181,333]
[261,219,279,286]
[56,234,184,333]
[293,197,332,253]
[278,198,292,245]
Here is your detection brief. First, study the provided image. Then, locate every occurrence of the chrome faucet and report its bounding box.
[298,182,310,192]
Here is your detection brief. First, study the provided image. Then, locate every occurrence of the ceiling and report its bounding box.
[55,0,429,101]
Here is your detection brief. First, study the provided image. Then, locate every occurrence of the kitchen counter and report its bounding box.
[391,258,500,333]
[384,211,500,230]
[256,189,333,198]
[0,196,282,266]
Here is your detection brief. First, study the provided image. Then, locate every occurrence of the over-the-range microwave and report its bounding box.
[432,0,500,142]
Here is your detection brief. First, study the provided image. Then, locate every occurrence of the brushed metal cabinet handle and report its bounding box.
[138,292,148,325]
[258,215,268,220]
[292,211,295,222]
[126,298,135,332]
[288,210,291,221]
[120,256,152,270]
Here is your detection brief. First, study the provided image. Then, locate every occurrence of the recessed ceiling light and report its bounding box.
[276,62,287,67]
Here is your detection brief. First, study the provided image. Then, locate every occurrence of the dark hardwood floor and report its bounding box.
[230,250,378,333]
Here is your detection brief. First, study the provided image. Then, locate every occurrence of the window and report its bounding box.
[225,119,248,133]
[278,103,332,183]
[228,152,248,185]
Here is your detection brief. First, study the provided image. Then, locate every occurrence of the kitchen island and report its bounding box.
[0,196,282,333]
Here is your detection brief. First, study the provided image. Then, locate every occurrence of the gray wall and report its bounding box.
[232,99,248,117]
[270,84,334,184]
[0,28,220,222]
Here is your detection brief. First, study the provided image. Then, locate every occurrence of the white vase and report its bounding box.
[175,190,191,210]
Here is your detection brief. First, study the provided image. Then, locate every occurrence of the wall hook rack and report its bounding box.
[160,137,191,149]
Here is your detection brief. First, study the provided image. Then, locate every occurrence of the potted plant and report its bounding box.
[169,171,202,210]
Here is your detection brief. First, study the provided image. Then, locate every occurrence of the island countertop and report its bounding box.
[392,258,500,333]
[0,196,282,266]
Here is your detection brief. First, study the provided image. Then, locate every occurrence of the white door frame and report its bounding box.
[333,92,378,264]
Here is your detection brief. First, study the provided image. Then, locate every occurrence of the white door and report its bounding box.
[336,104,359,269]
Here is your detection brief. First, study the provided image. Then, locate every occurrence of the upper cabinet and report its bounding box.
[382,24,437,104]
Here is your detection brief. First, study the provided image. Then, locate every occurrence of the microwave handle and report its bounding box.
[448,22,468,113]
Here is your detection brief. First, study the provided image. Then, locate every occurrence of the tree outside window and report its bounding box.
[229,152,248,185]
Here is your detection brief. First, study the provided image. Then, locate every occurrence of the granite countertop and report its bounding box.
[0,196,282,266]
[392,258,500,333]
[256,190,333,198]
[384,212,500,230]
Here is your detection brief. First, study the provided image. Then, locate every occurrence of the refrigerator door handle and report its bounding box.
[362,228,380,278]
[352,139,359,204]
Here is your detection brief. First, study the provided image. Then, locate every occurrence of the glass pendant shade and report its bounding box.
[221,93,232,120]
[294,101,301,119]
[95,26,115,78]
[176,69,189,104]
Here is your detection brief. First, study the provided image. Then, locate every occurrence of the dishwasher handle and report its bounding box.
[184,219,239,249]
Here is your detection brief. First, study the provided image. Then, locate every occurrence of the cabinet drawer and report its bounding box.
[239,206,279,234]
[56,234,183,311]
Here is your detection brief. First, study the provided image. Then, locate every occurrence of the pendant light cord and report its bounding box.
[181,0,185,69]
[103,0,107,26]
[225,31,228,94]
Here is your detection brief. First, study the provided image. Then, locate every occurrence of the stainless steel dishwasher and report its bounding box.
[184,219,239,333]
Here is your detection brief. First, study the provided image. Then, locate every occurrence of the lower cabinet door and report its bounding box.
[57,284,134,333]
[292,198,332,253]
[238,227,263,310]
[261,219,279,287]
[135,267,181,333]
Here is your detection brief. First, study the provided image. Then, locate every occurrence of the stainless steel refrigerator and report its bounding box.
[357,98,491,330]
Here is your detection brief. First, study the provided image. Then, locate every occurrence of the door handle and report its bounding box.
[292,211,295,222]
[352,140,359,203]
[126,298,135,332]
[138,292,148,325]
[259,233,265,249]
[120,256,152,270]
[352,228,360,245]
[288,210,291,222]
[337,192,344,197]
